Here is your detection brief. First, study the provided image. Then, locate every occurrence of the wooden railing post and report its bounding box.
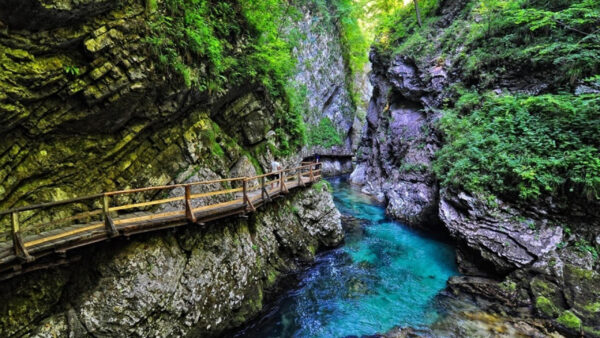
[261,176,270,201]
[185,185,197,223]
[12,212,33,262]
[243,178,255,212]
[280,170,288,193]
[298,167,305,187]
[103,194,118,237]
[309,164,314,182]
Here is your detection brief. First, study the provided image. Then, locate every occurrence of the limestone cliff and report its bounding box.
[0,0,351,336]
[0,0,358,228]
[351,0,600,335]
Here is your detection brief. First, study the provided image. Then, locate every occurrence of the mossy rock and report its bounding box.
[535,296,560,318]
[557,310,582,331]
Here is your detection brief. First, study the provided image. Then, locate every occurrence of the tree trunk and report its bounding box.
[414,0,422,27]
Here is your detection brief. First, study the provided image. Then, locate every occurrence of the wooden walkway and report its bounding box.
[300,148,354,160]
[0,163,322,281]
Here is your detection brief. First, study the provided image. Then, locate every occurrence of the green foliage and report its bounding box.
[399,162,428,174]
[63,65,80,76]
[429,0,600,87]
[308,117,344,148]
[434,92,600,203]
[373,0,441,50]
[272,84,308,157]
[333,0,370,80]
[557,310,582,330]
[146,0,313,156]
[313,179,332,192]
[536,296,559,318]
[575,239,599,261]
[146,0,297,94]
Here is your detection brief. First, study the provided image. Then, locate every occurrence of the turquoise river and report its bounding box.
[236,176,460,337]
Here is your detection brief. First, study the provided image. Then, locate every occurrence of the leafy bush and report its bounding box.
[308,117,345,148]
[146,0,298,94]
[434,92,600,202]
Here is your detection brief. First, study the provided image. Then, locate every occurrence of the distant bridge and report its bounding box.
[0,163,322,281]
[299,148,355,161]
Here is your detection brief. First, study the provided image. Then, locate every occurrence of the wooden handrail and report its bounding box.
[0,162,323,278]
[1,162,322,236]
[0,194,104,216]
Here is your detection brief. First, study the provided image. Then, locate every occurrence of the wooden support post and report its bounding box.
[280,171,289,194]
[243,179,255,212]
[185,185,197,223]
[103,194,118,237]
[298,168,305,187]
[261,176,270,201]
[309,165,315,182]
[12,212,33,262]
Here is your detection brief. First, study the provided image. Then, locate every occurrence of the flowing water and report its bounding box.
[237,177,460,337]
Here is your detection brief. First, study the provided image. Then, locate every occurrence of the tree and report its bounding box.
[413,0,422,27]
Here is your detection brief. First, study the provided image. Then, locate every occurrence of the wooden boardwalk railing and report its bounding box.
[299,148,354,160]
[0,162,322,281]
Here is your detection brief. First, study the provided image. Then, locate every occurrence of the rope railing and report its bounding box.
[1,162,322,264]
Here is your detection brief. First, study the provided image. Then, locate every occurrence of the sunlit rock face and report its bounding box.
[291,3,367,153]
[0,186,342,337]
[350,54,441,229]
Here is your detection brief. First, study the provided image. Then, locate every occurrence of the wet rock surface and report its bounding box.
[0,186,342,337]
[350,54,441,229]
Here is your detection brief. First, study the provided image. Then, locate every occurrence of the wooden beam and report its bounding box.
[25,223,104,248]
[12,212,33,262]
[114,210,184,225]
[110,196,184,212]
[243,179,256,212]
[261,176,270,202]
[103,194,118,237]
[190,187,242,199]
[185,185,197,223]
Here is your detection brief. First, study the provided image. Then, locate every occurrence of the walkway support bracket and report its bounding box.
[298,168,305,187]
[280,171,289,194]
[103,194,118,237]
[12,212,33,262]
[185,185,197,223]
[243,179,255,212]
[261,176,270,202]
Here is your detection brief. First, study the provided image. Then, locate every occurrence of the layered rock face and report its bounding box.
[0,0,288,231]
[350,54,443,227]
[0,0,350,336]
[0,185,343,337]
[292,3,367,155]
[351,0,600,335]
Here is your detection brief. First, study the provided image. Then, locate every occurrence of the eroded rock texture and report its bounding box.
[350,0,600,335]
[350,54,442,228]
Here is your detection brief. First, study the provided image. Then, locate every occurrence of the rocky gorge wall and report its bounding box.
[291,2,369,156]
[0,0,355,336]
[0,0,364,226]
[0,185,343,337]
[350,1,600,336]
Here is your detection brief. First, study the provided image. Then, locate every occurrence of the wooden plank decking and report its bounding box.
[0,163,322,281]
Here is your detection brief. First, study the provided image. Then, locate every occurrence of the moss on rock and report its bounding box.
[535,296,559,318]
[557,310,582,331]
